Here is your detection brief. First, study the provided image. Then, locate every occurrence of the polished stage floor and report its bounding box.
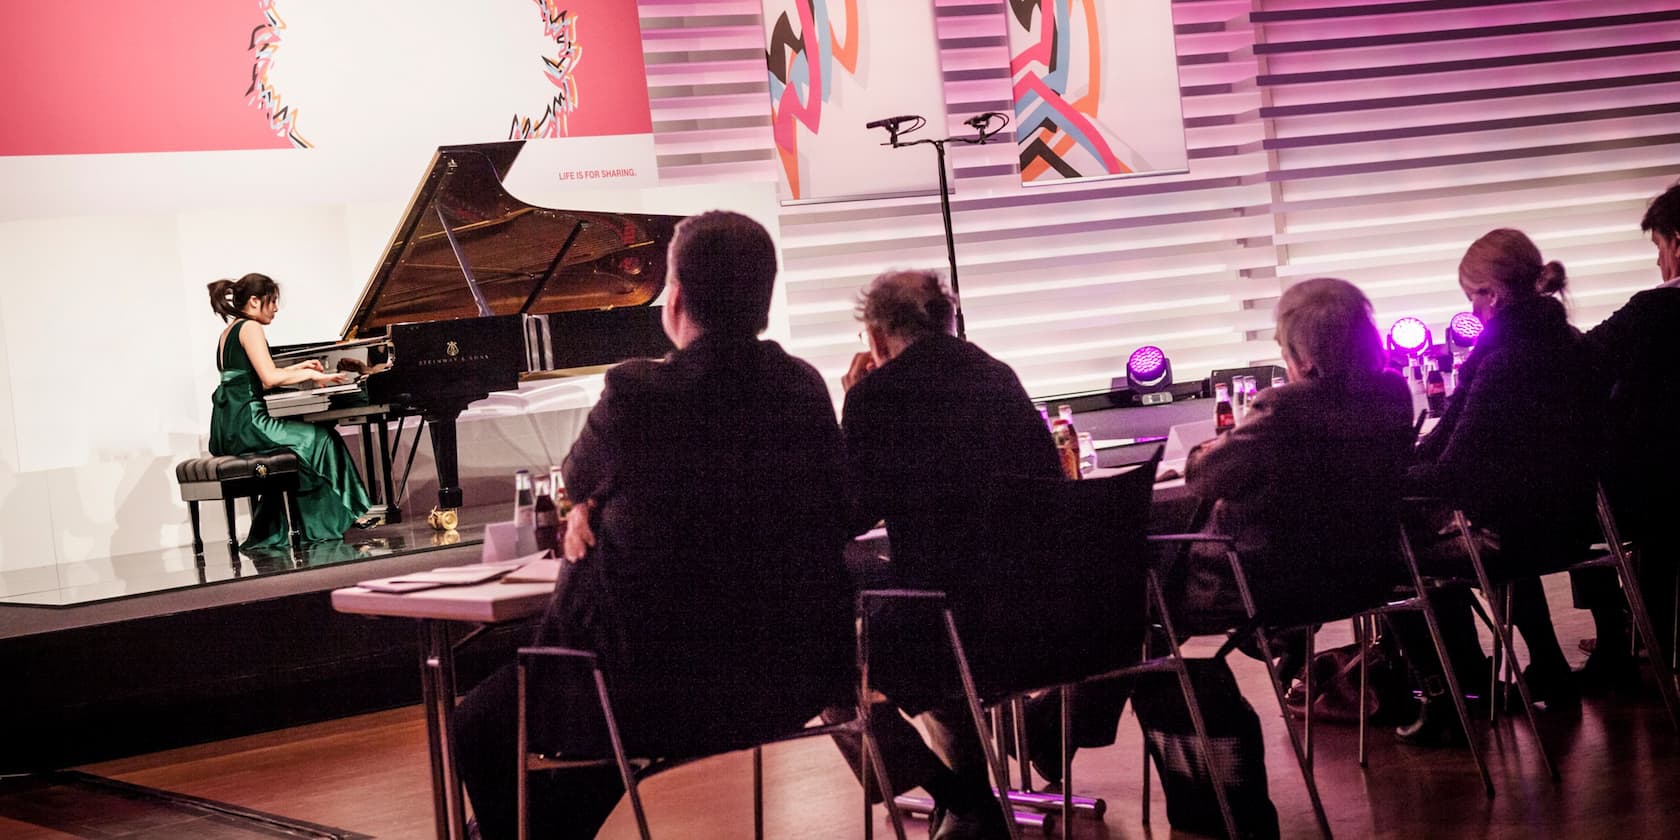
[0,506,501,609]
[3,577,1676,839]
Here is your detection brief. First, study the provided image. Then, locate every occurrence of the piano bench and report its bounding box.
[174,453,303,556]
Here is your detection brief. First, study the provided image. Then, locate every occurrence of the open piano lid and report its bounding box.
[341,140,680,339]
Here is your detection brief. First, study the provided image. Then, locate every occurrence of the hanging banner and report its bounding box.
[761,0,950,204]
[1005,0,1188,186]
[0,0,654,157]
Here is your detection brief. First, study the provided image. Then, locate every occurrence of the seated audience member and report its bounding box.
[837,269,1060,839]
[450,211,855,840]
[1574,180,1680,687]
[1180,277,1415,640]
[1394,228,1602,745]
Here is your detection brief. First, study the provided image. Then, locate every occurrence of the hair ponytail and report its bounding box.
[207,279,239,322]
[207,273,280,322]
[1536,260,1568,296]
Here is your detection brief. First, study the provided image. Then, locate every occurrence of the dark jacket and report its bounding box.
[1408,295,1603,564]
[1583,285,1680,542]
[841,333,1061,590]
[539,334,854,758]
[1187,370,1416,618]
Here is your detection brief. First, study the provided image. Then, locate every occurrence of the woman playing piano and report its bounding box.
[208,273,371,549]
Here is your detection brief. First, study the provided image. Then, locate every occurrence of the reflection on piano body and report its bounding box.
[269,141,680,527]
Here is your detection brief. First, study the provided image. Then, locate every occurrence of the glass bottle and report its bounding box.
[512,469,537,556]
[1425,359,1447,417]
[1215,382,1235,435]
[532,478,558,557]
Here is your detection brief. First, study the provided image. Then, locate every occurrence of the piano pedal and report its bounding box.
[427,507,460,531]
[352,514,385,530]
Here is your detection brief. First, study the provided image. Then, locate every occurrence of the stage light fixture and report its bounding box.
[1446,311,1483,353]
[1126,345,1174,404]
[1387,317,1432,357]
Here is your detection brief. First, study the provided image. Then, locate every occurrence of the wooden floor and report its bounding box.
[5,584,1679,839]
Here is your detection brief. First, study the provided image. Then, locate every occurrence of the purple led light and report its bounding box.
[1388,317,1432,355]
[1448,312,1483,347]
[1127,345,1168,382]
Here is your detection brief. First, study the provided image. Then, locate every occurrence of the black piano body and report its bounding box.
[270,140,680,525]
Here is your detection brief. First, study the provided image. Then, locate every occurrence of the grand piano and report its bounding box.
[269,140,680,529]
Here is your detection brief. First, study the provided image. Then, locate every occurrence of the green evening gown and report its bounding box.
[210,320,371,549]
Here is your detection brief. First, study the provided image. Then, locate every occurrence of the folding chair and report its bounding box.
[1399,502,1561,783]
[514,646,907,840]
[858,463,1251,840]
[1484,485,1680,733]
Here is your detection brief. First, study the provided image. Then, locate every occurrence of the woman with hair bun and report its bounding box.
[1392,229,1602,745]
[207,273,370,550]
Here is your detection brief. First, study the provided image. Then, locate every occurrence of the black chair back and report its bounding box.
[871,459,1156,709]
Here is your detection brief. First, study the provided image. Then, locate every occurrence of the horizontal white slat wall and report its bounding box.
[1253,0,1680,339]
[639,0,1680,400]
[640,0,1273,399]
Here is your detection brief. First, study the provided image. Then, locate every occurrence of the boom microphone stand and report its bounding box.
[865,111,1010,341]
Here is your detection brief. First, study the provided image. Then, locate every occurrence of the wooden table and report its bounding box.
[332,579,554,840]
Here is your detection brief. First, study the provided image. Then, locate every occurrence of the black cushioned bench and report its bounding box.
[175,452,302,555]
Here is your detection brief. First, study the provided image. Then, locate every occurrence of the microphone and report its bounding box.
[963,111,1008,140]
[865,114,921,131]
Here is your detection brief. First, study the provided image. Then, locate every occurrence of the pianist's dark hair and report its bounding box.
[207,273,280,322]
[856,269,956,340]
[1642,180,1680,240]
[669,211,776,335]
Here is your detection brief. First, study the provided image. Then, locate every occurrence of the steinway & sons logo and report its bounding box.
[418,337,493,367]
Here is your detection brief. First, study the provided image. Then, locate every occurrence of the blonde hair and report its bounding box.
[1275,278,1384,378]
[1459,228,1566,298]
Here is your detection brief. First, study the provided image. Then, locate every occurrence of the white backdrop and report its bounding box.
[0,138,777,578]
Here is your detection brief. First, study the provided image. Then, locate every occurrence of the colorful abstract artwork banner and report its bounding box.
[762,0,950,204]
[1005,0,1188,186]
[0,0,652,157]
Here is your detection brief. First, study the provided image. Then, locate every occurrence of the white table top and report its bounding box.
[331,579,553,623]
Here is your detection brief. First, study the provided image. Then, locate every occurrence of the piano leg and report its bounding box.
[376,417,402,524]
[424,411,465,530]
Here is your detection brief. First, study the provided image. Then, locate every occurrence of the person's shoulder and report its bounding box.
[600,355,666,394]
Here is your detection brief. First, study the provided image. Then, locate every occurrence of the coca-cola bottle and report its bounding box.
[1214,382,1235,435]
[532,478,558,557]
[1425,359,1447,417]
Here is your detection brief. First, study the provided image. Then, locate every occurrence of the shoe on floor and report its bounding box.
[1394,698,1465,748]
[931,799,1011,840]
[1575,651,1641,697]
[1522,662,1580,709]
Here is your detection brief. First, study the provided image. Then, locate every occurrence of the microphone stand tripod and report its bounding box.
[869,112,1009,341]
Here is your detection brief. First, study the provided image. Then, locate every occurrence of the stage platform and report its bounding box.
[0,506,532,773]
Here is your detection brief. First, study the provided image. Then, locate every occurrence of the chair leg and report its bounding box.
[1304,628,1316,771]
[1453,512,1559,783]
[854,600,907,840]
[1355,616,1368,768]
[1060,689,1073,840]
[1217,554,1331,839]
[938,608,1022,840]
[1597,494,1680,733]
[222,495,239,554]
[1400,525,1495,797]
[592,666,651,840]
[284,490,304,553]
[187,500,204,555]
[1011,696,1033,792]
[1147,572,1249,840]
[753,745,765,840]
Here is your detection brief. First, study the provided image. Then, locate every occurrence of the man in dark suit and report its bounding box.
[1575,181,1680,687]
[835,269,1060,839]
[451,211,855,840]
